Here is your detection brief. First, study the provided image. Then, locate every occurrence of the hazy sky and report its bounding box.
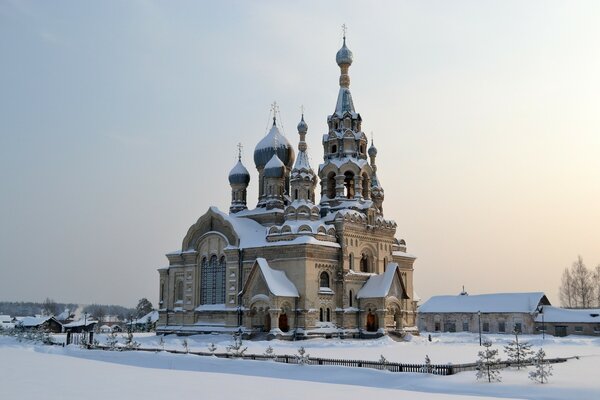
[1,1,599,308]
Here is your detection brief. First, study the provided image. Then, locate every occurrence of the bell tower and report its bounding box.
[318,33,380,216]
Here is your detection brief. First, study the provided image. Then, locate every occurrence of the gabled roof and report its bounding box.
[419,292,550,314]
[357,263,408,299]
[63,319,98,328]
[535,306,600,323]
[241,258,299,297]
[18,316,60,327]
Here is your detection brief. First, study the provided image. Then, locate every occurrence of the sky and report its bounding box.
[1,1,599,308]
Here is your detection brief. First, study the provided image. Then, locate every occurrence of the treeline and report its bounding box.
[559,256,600,308]
[0,299,137,321]
[82,303,137,321]
[0,300,78,317]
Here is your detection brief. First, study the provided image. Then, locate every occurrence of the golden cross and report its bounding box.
[342,24,347,39]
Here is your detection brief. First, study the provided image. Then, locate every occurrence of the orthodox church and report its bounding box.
[157,35,418,338]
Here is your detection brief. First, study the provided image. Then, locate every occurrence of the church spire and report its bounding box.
[334,24,355,116]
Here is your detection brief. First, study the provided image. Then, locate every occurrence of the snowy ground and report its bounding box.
[2,332,600,399]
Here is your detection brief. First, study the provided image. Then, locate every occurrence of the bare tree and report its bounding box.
[559,268,574,308]
[571,256,593,308]
[593,264,600,307]
[42,298,58,316]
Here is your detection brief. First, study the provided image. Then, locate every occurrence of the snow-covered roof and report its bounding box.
[131,310,159,325]
[247,258,299,297]
[18,316,55,327]
[419,292,549,314]
[63,318,98,328]
[357,263,400,299]
[535,306,600,323]
[55,309,71,320]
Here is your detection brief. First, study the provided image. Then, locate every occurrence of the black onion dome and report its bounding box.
[228,160,250,185]
[254,124,295,170]
[263,154,285,178]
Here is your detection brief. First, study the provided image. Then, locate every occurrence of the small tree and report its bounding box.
[529,348,553,384]
[379,354,388,370]
[159,335,165,350]
[476,339,502,382]
[207,342,217,353]
[124,331,140,350]
[504,328,534,370]
[421,354,433,374]
[182,338,189,353]
[263,345,274,357]
[226,334,247,357]
[295,346,310,365]
[106,331,118,350]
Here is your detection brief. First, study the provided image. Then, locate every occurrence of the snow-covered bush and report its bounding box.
[207,342,217,353]
[124,331,140,350]
[226,334,247,358]
[421,354,433,374]
[529,348,553,384]
[476,339,502,382]
[504,328,533,370]
[295,346,310,365]
[263,345,274,357]
[105,331,119,350]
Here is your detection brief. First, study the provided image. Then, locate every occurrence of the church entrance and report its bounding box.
[366,312,378,332]
[278,313,289,332]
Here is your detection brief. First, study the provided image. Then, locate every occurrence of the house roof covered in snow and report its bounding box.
[418,292,550,314]
[242,257,299,297]
[535,306,600,323]
[63,319,98,328]
[131,310,159,325]
[18,316,59,327]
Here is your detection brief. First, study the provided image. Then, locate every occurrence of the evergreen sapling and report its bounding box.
[529,348,553,384]
[476,339,502,382]
[504,328,534,370]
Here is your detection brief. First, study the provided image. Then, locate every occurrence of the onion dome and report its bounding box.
[263,154,285,178]
[336,37,353,66]
[254,120,295,170]
[368,141,377,157]
[297,115,308,133]
[228,160,250,185]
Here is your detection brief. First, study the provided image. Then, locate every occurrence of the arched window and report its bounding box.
[331,144,337,154]
[326,308,331,322]
[349,253,354,270]
[326,172,336,199]
[361,172,370,199]
[319,271,329,288]
[294,188,298,200]
[160,283,165,302]
[201,255,226,305]
[360,144,365,154]
[360,253,369,272]
[319,308,324,322]
[383,257,388,272]
[344,171,355,198]
[349,290,353,307]
[176,281,184,301]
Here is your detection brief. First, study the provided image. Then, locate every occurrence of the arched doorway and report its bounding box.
[278,313,289,332]
[366,310,378,332]
[360,253,369,272]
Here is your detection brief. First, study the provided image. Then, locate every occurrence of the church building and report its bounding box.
[157,35,419,338]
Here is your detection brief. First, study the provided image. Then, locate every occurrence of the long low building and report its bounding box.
[535,306,600,337]
[418,292,551,334]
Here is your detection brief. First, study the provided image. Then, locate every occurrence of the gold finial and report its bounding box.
[300,104,305,116]
[370,131,374,145]
[237,142,243,161]
[342,23,347,40]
